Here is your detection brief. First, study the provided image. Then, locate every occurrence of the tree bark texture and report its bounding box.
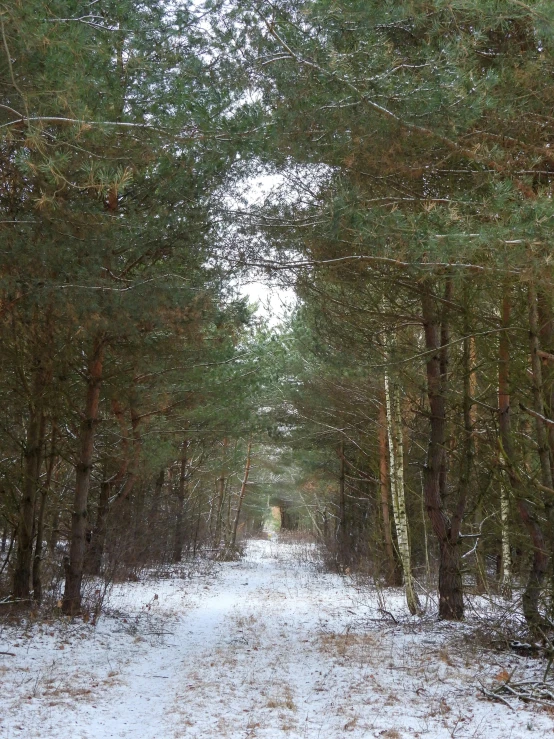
[62,336,105,616]
[32,426,57,602]
[438,278,452,505]
[498,289,547,628]
[528,282,554,493]
[49,509,59,554]
[499,479,512,599]
[84,398,131,575]
[337,437,346,556]
[214,437,228,547]
[84,472,111,576]
[149,468,165,527]
[537,290,554,481]
[173,440,189,562]
[116,405,142,505]
[384,371,421,614]
[13,383,46,600]
[458,319,477,591]
[378,400,401,585]
[231,438,253,547]
[421,284,464,620]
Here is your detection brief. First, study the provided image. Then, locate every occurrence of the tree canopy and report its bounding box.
[2,0,554,632]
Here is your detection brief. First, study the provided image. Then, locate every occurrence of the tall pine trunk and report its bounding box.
[13,377,46,600]
[149,468,165,528]
[62,336,105,615]
[537,291,554,481]
[32,425,57,602]
[49,509,60,554]
[173,440,189,562]
[528,282,554,494]
[459,315,477,592]
[438,278,452,507]
[421,284,463,620]
[84,471,111,576]
[527,281,554,618]
[498,289,547,628]
[144,468,165,561]
[214,437,228,547]
[85,398,134,576]
[337,438,347,558]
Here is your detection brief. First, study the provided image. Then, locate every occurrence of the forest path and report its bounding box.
[2,539,553,738]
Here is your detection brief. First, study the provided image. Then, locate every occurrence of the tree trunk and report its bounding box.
[537,290,554,481]
[49,509,59,554]
[438,278,452,504]
[144,469,164,561]
[193,493,202,556]
[214,437,228,547]
[528,281,554,617]
[474,502,488,595]
[421,284,464,620]
[528,281,554,492]
[231,438,253,547]
[498,289,547,628]
[84,407,134,576]
[111,405,142,562]
[149,468,165,526]
[459,324,479,592]
[32,426,57,602]
[13,397,46,600]
[499,479,512,599]
[378,400,401,585]
[62,336,105,616]
[84,471,111,576]
[0,527,16,578]
[337,437,347,557]
[384,372,421,615]
[173,440,189,562]
[116,405,141,505]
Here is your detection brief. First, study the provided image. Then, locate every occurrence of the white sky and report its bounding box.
[240,280,296,326]
[233,172,297,326]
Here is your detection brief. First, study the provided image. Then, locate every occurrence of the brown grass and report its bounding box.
[380,730,401,739]
[266,685,297,712]
[318,630,379,665]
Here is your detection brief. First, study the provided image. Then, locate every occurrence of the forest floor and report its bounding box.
[1,539,554,739]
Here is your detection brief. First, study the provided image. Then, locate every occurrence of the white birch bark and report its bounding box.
[499,479,512,599]
[384,370,421,615]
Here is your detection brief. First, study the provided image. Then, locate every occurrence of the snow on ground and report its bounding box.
[1,539,553,738]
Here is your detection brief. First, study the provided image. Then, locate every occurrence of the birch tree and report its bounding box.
[384,371,421,615]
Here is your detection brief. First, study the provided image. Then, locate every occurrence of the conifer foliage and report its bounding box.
[212,0,554,626]
[3,0,554,638]
[0,1,269,613]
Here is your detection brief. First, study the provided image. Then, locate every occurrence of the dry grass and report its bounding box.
[318,630,379,666]
[438,646,455,666]
[265,685,297,712]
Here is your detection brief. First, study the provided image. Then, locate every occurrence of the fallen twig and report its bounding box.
[377,608,398,624]
[477,672,554,709]
[477,683,515,710]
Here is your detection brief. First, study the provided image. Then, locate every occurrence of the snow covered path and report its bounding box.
[2,539,554,738]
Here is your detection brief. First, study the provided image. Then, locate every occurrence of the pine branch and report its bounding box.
[259,12,537,197]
